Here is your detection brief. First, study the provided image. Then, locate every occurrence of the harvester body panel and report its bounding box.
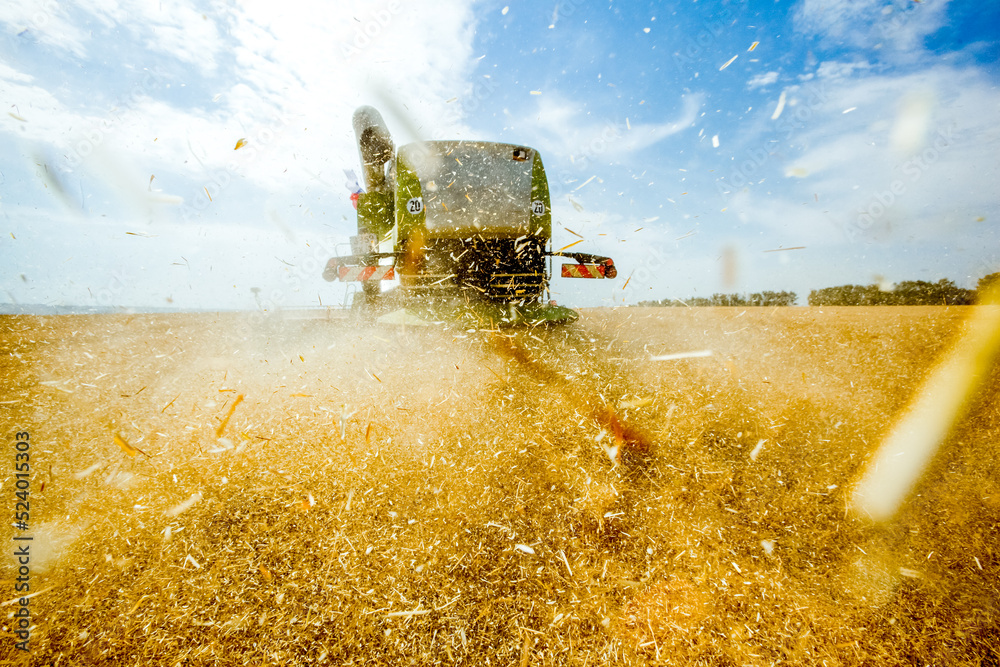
[393,141,551,302]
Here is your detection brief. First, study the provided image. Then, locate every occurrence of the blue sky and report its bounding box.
[1,0,998,309]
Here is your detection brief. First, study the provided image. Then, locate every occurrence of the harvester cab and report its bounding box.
[323,106,616,325]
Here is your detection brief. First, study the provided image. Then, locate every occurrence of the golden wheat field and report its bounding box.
[1,305,998,666]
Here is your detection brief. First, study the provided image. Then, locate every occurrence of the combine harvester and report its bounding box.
[323,106,616,326]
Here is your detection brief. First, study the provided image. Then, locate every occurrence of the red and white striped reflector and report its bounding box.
[561,263,608,279]
[338,265,395,282]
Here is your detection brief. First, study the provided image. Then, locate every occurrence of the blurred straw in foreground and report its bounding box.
[850,284,1000,521]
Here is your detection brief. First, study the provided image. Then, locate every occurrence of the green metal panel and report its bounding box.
[356,190,394,239]
[394,146,426,251]
[392,142,551,248]
[530,151,551,239]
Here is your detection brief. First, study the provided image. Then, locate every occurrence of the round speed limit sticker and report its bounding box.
[531,200,545,215]
[406,197,424,215]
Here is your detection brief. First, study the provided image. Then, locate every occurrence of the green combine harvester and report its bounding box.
[323,106,616,326]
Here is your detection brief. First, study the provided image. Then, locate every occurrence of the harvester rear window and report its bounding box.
[403,141,535,238]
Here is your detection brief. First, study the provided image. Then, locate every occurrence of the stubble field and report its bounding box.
[1,306,998,666]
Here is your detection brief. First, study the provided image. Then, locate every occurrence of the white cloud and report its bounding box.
[0,60,33,84]
[0,72,78,141]
[614,95,703,155]
[0,0,90,57]
[505,92,702,168]
[129,1,225,75]
[1,0,481,216]
[816,60,871,80]
[794,0,952,59]
[723,64,1000,248]
[747,71,779,89]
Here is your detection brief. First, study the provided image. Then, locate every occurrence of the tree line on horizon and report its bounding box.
[808,278,979,306]
[637,273,1000,308]
[638,290,798,308]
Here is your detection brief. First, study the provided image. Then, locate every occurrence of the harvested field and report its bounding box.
[1,306,999,665]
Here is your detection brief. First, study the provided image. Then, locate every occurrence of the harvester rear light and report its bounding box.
[603,258,617,279]
[561,258,616,279]
[323,257,395,282]
[322,257,341,282]
[338,265,395,282]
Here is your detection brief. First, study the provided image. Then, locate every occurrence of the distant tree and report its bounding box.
[744,290,798,306]
[977,272,1000,301]
[935,278,975,305]
[709,293,745,307]
[768,290,799,307]
[808,279,974,306]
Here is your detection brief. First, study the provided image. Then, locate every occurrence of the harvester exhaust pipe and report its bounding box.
[353,106,394,193]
